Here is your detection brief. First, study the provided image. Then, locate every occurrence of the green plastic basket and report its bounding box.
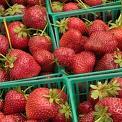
[67,72,122,122]
[0,15,61,83]
[46,0,121,16]
[51,4,122,77]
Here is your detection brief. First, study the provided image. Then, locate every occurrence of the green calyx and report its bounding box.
[94,105,113,122]
[75,0,89,9]
[56,18,68,33]
[51,1,63,12]
[59,102,72,119]
[4,4,24,16]
[114,49,122,67]
[14,24,28,38]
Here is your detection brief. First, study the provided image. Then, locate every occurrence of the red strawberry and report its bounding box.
[25,119,48,122]
[72,51,96,74]
[32,49,54,72]
[88,20,109,35]
[28,35,52,54]
[4,90,26,114]
[109,28,122,51]
[0,35,9,55]
[0,112,5,120]
[60,29,85,53]
[97,97,122,121]
[0,99,4,111]
[0,115,16,122]
[57,17,87,34]
[51,1,63,12]
[63,2,79,11]
[84,31,118,55]
[54,47,75,67]
[11,0,26,5]
[79,111,94,122]
[83,0,102,6]
[0,68,9,82]
[26,88,59,120]
[26,0,45,6]
[8,21,29,49]
[23,5,47,29]
[5,49,41,80]
[95,50,122,71]
[53,0,70,2]
[78,101,93,114]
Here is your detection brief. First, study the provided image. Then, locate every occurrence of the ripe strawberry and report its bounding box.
[57,17,87,34]
[79,111,94,122]
[72,51,96,74]
[4,90,26,114]
[26,0,45,6]
[0,115,16,122]
[5,49,41,80]
[78,101,93,114]
[23,5,47,29]
[32,49,54,72]
[95,50,122,71]
[0,68,9,82]
[26,88,59,120]
[28,35,52,54]
[60,29,85,53]
[88,20,109,35]
[97,97,122,121]
[8,21,29,49]
[0,112,4,120]
[0,35,9,55]
[84,31,118,55]
[11,0,26,5]
[83,0,102,6]
[63,2,79,11]
[54,47,75,67]
[109,28,122,51]
[51,1,63,12]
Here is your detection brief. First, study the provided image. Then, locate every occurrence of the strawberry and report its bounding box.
[0,115,16,122]
[28,35,52,54]
[26,88,59,120]
[54,47,75,67]
[25,119,48,122]
[57,17,87,34]
[5,49,41,80]
[60,29,85,53]
[0,35,9,55]
[88,20,109,35]
[32,49,54,72]
[83,0,102,6]
[26,0,45,6]
[109,28,122,51]
[79,111,94,122]
[84,31,118,55]
[0,112,5,120]
[72,51,96,74]
[8,21,29,49]
[97,97,122,121]
[23,5,47,29]
[78,101,93,114]
[4,90,26,114]
[53,0,70,2]
[51,1,63,12]
[0,68,9,82]
[0,99,3,111]
[63,2,79,11]
[11,0,26,5]
[95,50,122,71]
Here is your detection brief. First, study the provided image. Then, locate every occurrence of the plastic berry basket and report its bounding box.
[0,15,62,83]
[51,4,122,77]
[46,0,121,16]
[67,72,122,122]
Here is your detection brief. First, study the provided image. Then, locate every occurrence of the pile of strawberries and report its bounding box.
[0,86,71,122]
[51,0,112,12]
[54,15,122,74]
[78,77,122,121]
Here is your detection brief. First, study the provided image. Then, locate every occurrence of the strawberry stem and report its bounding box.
[41,23,48,36]
[4,0,11,7]
[23,86,32,94]
[3,18,12,50]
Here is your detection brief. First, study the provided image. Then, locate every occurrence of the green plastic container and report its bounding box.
[52,5,122,77]
[46,0,121,16]
[0,15,61,83]
[67,72,122,122]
